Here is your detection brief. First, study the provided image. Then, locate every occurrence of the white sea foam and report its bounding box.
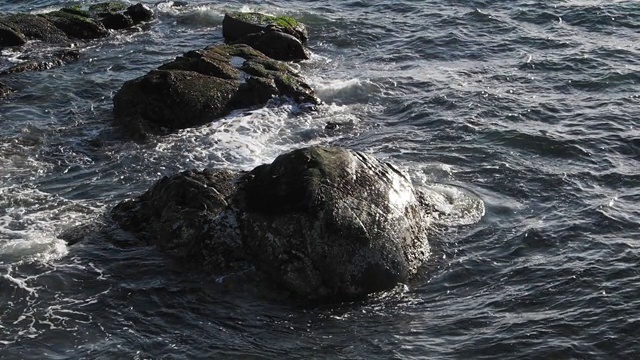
[0,185,104,264]
[309,77,380,104]
[152,101,358,172]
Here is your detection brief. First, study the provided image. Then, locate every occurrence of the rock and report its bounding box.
[108,146,433,302]
[89,2,133,30]
[125,3,154,24]
[233,146,432,301]
[0,81,14,99]
[113,44,319,133]
[111,169,247,271]
[223,12,308,44]
[0,22,26,47]
[40,10,109,39]
[0,50,80,76]
[0,14,70,44]
[235,31,309,62]
[89,2,154,30]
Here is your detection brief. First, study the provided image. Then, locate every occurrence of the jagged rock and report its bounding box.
[40,10,109,39]
[109,146,433,302]
[223,12,308,44]
[233,146,432,300]
[0,81,14,98]
[89,2,133,30]
[111,169,247,271]
[0,14,70,45]
[0,50,80,76]
[113,44,319,133]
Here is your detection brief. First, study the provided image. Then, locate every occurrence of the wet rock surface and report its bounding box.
[111,169,247,272]
[223,12,310,61]
[109,146,433,302]
[113,44,319,134]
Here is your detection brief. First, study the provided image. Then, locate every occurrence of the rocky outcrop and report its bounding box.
[234,147,432,300]
[0,2,154,48]
[110,146,433,301]
[223,12,310,61]
[0,14,70,46]
[113,44,319,134]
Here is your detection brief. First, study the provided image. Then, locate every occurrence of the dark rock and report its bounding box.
[233,146,432,301]
[98,12,135,30]
[126,3,154,23]
[235,31,309,62]
[108,146,434,302]
[223,12,308,44]
[111,169,247,271]
[0,14,69,44]
[0,49,80,76]
[0,81,14,99]
[0,22,26,47]
[40,10,109,39]
[113,44,319,133]
[89,2,153,30]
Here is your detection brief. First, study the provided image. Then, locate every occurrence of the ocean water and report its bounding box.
[1,0,639,358]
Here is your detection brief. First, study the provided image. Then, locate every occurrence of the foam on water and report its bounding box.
[153,101,360,171]
[0,185,104,264]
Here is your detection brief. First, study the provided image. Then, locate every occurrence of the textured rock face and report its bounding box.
[234,147,432,300]
[110,146,433,302]
[223,12,308,44]
[222,12,310,61]
[111,169,247,271]
[113,44,319,133]
[0,2,154,47]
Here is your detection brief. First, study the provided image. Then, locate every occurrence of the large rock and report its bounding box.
[223,12,308,44]
[223,12,310,62]
[233,147,431,300]
[0,3,155,47]
[0,14,70,45]
[110,146,433,302]
[111,169,247,271]
[113,44,319,133]
[40,10,109,39]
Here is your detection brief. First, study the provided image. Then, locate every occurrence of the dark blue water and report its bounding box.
[1,1,639,358]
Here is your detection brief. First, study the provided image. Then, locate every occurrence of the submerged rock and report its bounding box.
[0,81,14,99]
[0,49,80,76]
[223,12,310,61]
[110,146,433,302]
[113,44,319,134]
